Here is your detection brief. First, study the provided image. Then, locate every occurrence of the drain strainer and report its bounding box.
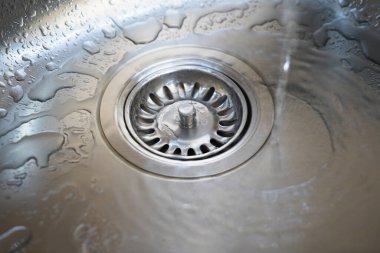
[125,66,247,160]
[100,46,274,178]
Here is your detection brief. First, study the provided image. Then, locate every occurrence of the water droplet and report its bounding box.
[339,0,350,7]
[0,108,7,118]
[39,25,48,36]
[0,226,31,253]
[22,54,33,65]
[73,223,90,241]
[14,69,26,81]
[82,41,100,55]
[29,60,101,102]
[104,49,116,55]
[3,71,14,82]
[9,85,24,102]
[164,9,187,28]
[14,172,27,179]
[42,44,51,50]
[22,31,29,39]
[6,179,23,187]
[122,17,163,44]
[0,132,64,170]
[29,10,37,18]
[19,17,24,28]
[192,1,248,30]
[102,27,116,39]
[313,18,380,64]
[46,62,59,71]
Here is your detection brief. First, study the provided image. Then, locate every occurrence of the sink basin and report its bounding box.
[1,0,380,252]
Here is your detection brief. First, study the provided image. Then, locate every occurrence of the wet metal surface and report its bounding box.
[1,0,380,252]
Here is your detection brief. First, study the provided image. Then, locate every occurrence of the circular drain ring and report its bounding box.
[99,46,274,178]
[125,65,248,160]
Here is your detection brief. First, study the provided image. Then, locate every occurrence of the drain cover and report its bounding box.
[125,66,248,160]
[100,46,274,178]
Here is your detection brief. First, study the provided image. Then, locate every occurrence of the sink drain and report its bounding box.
[125,66,247,160]
[100,46,274,178]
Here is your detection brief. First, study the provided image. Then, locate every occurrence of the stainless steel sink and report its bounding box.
[1,0,380,252]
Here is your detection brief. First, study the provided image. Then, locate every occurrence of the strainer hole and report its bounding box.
[140,104,156,114]
[219,119,236,126]
[191,82,200,98]
[210,138,224,148]
[203,87,215,101]
[212,95,227,108]
[200,145,210,153]
[217,108,233,116]
[145,138,160,146]
[163,86,174,100]
[160,144,169,153]
[187,148,196,156]
[137,116,154,124]
[149,93,164,106]
[174,148,181,155]
[137,129,155,134]
[217,130,235,138]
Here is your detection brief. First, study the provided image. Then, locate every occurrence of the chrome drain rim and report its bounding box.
[99,46,274,178]
[125,65,248,160]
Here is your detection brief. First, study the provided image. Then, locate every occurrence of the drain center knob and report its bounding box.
[178,103,196,128]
